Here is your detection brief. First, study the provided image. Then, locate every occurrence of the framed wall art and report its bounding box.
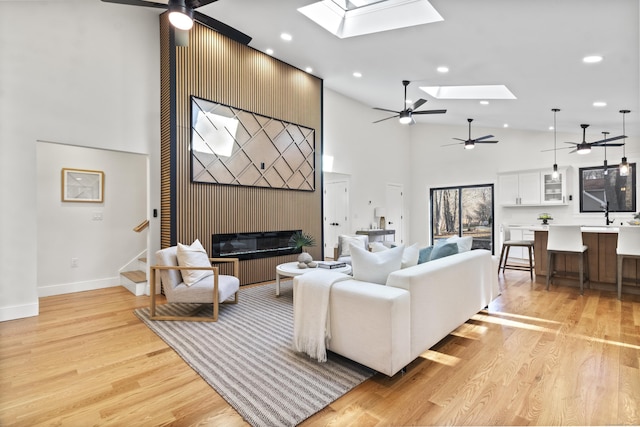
[61,168,104,203]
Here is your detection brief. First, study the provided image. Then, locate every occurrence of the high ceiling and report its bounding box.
[198,0,639,137]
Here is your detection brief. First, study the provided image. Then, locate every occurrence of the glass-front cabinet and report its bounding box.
[541,167,567,204]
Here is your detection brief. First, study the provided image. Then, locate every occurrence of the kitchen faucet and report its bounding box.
[605,201,615,225]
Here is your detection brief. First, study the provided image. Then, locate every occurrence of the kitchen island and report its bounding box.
[530,226,640,295]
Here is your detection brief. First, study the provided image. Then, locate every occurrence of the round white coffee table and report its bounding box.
[275,261,352,296]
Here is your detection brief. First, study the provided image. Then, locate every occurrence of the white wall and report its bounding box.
[37,143,147,296]
[0,0,161,320]
[323,89,412,242]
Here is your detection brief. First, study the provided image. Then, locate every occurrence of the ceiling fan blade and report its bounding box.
[568,148,578,154]
[591,135,626,145]
[101,0,167,9]
[590,142,624,148]
[189,0,220,7]
[193,10,252,45]
[474,135,494,141]
[540,146,574,152]
[452,138,467,142]
[411,109,447,115]
[373,107,400,114]
[411,99,427,110]
[476,140,498,144]
[441,142,463,147]
[563,142,579,145]
[372,115,399,124]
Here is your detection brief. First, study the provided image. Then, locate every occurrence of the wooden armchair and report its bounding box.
[150,245,239,322]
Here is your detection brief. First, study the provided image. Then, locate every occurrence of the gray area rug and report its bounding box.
[134,281,374,427]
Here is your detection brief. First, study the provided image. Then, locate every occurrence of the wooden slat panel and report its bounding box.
[160,17,323,284]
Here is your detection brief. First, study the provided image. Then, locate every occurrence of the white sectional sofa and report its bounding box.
[294,249,499,376]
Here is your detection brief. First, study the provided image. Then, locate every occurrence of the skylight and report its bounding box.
[419,85,517,100]
[298,0,443,39]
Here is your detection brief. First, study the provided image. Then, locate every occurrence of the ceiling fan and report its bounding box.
[541,124,625,154]
[442,118,498,149]
[372,80,446,125]
[100,0,252,45]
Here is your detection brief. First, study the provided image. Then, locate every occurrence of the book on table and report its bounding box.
[317,261,347,269]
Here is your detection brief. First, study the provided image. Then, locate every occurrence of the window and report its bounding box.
[579,164,636,213]
[430,184,494,253]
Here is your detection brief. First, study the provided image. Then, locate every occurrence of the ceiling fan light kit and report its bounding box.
[168,0,194,30]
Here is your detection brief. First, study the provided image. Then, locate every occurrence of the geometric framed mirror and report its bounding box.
[190,96,316,191]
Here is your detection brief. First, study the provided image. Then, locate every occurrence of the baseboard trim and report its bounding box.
[38,277,120,297]
[0,301,39,321]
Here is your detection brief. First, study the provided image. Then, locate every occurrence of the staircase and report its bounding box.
[120,253,148,296]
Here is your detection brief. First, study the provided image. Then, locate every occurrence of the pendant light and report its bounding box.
[601,131,609,175]
[551,108,560,180]
[619,109,630,176]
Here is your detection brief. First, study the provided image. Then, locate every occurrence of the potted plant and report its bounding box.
[630,212,640,225]
[538,213,553,225]
[289,231,316,265]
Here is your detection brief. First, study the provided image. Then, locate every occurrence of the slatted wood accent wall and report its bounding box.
[160,17,323,284]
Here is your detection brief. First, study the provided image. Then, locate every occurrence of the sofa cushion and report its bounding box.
[430,242,459,260]
[176,239,214,286]
[370,241,388,252]
[338,234,368,257]
[418,246,433,264]
[446,236,473,252]
[350,244,404,285]
[401,243,420,268]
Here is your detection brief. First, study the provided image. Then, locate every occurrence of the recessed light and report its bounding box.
[593,101,607,107]
[437,66,449,73]
[583,55,603,63]
[353,72,362,78]
[305,67,313,73]
[480,100,489,105]
[503,124,509,128]
[266,48,274,55]
[405,99,413,105]
[280,33,292,41]
[549,126,554,131]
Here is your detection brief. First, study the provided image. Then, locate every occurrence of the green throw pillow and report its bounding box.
[418,246,433,264]
[430,242,459,260]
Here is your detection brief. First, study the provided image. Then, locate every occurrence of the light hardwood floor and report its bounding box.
[1,272,639,426]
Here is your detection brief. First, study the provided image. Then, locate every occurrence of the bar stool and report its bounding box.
[498,224,535,280]
[546,225,589,295]
[616,226,640,300]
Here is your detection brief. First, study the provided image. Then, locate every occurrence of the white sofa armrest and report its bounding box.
[327,279,411,377]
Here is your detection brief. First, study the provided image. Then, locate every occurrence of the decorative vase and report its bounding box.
[307,261,318,268]
[541,219,548,225]
[298,251,313,263]
[297,262,308,269]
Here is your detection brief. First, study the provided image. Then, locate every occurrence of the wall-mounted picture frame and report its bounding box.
[61,168,104,203]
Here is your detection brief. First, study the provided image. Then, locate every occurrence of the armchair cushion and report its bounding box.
[337,234,368,257]
[177,239,214,286]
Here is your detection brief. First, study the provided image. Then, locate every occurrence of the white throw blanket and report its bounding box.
[293,270,350,362]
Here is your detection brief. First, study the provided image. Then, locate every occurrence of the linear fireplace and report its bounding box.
[212,230,302,260]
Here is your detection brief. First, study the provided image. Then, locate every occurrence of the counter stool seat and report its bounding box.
[498,229,535,280]
[617,226,640,300]
[546,225,589,295]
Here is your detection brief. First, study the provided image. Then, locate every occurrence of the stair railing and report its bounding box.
[133,219,149,233]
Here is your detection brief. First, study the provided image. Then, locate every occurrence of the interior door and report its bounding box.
[386,184,404,244]
[323,180,349,258]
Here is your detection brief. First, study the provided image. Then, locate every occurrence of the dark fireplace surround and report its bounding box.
[212,230,302,260]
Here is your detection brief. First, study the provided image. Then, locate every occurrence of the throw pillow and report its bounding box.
[338,235,368,257]
[350,244,404,285]
[401,243,420,268]
[446,236,473,252]
[430,242,459,260]
[370,241,388,252]
[176,239,213,286]
[418,246,433,264]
